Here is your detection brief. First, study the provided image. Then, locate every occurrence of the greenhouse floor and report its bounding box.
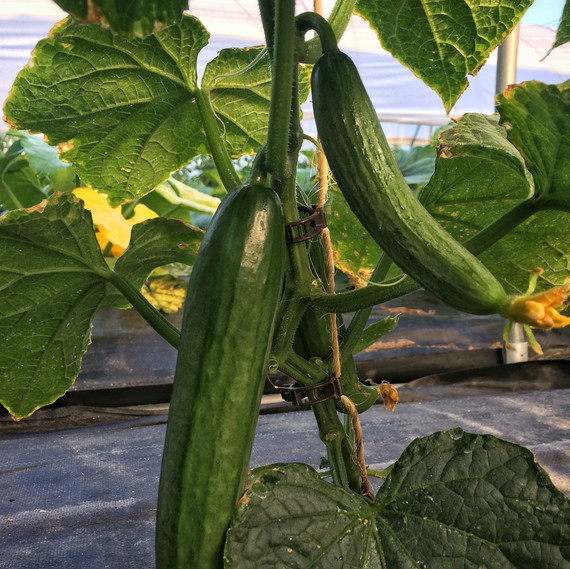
[1,388,569,568]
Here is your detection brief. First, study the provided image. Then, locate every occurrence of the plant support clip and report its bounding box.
[285,205,327,244]
[278,376,343,407]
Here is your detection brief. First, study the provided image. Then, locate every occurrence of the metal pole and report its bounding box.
[496,24,528,363]
[495,24,520,97]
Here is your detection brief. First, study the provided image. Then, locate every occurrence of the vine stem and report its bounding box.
[194,88,241,192]
[266,0,296,181]
[107,272,180,349]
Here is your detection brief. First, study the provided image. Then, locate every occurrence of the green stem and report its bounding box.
[539,193,570,213]
[266,0,296,181]
[107,272,180,349]
[194,89,241,192]
[257,0,275,60]
[312,400,355,491]
[279,352,330,385]
[460,199,537,256]
[311,276,418,314]
[299,0,356,63]
[296,11,339,55]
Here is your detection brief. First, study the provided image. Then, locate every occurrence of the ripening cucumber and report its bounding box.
[311,48,509,316]
[155,185,285,569]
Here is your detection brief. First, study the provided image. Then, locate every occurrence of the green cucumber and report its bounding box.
[156,185,285,569]
[311,47,509,316]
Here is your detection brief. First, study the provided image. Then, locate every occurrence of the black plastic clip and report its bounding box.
[285,205,327,244]
[278,376,343,407]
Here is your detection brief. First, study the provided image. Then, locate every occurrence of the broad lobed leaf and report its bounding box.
[4,16,210,206]
[225,429,570,568]
[0,193,112,419]
[0,193,203,418]
[355,0,533,111]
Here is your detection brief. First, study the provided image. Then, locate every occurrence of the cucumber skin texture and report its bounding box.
[156,185,285,569]
[312,50,507,316]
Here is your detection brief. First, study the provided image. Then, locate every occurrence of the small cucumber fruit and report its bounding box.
[156,184,285,569]
[311,47,509,316]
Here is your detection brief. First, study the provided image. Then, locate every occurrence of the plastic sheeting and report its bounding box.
[1,387,569,568]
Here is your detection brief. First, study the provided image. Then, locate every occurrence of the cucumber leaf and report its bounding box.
[202,48,272,156]
[225,429,570,568]
[0,193,203,418]
[421,113,534,242]
[202,47,312,156]
[497,80,570,209]
[3,15,210,206]
[546,0,570,55]
[0,155,46,210]
[352,315,399,355]
[140,177,220,223]
[0,193,113,419]
[355,0,533,112]
[422,81,570,293]
[51,0,187,38]
[112,217,203,305]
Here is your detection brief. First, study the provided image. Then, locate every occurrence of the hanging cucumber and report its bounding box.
[311,45,509,316]
[156,185,285,569]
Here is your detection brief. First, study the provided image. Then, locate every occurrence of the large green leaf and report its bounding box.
[421,81,570,293]
[52,0,187,38]
[3,15,285,206]
[0,193,204,418]
[497,80,570,209]
[202,48,272,156]
[421,113,534,241]
[355,0,533,111]
[225,429,570,568]
[3,15,210,206]
[0,193,113,419]
[113,216,204,300]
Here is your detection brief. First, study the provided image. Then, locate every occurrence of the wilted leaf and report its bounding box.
[356,0,533,111]
[225,429,570,568]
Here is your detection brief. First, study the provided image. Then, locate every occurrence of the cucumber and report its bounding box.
[156,185,285,569]
[311,48,509,316]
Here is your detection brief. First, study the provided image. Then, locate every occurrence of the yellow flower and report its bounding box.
[73,188,157,257]
[503,268,570,355]
[508,286,570,330]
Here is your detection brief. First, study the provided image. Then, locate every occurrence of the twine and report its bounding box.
[316,137,372,498]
